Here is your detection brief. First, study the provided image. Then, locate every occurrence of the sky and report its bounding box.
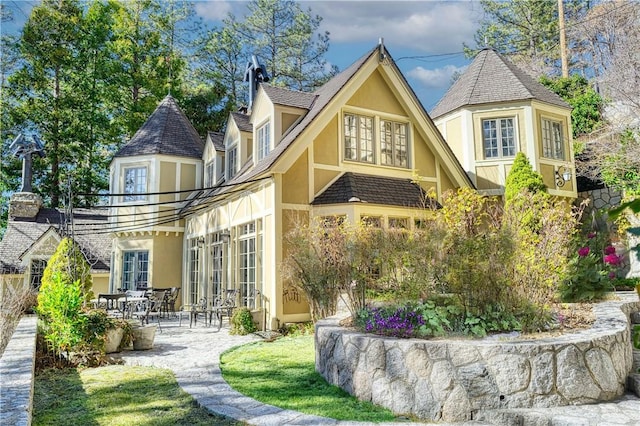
[3,0,484,112]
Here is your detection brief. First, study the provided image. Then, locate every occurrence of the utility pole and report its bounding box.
[558,0,569,77]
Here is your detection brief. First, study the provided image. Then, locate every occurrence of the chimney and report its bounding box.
[8,133,45,219]
[9,192,43,220]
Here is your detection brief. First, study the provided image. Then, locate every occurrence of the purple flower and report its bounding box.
[604,254,621,266]
[604,245,616,255]
[608,271,616,279]
[578,246,590,257]
[588,232,596,239]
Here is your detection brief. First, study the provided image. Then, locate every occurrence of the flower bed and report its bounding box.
[315,294,640,423]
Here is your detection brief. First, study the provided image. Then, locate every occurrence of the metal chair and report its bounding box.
[97,293,127,318]
[189,297,209,328]
[210,289,238,331]
[131,292,163,332]
[166,287,180,317]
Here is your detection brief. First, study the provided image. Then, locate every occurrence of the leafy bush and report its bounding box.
[230,307,257,335]
[504,152,547,203]
[37,238,95,359]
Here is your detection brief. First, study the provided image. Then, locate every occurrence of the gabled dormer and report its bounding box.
[431,49,576,198]
[225,112,252,181]
[204,131,225,187]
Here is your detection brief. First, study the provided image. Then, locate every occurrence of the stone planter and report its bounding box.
[104,327,124,353]
[132,324,157,350]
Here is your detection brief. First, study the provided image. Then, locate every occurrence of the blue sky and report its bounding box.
[4,0,483,112]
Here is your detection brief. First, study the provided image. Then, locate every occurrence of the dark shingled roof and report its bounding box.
[312,172,436,208]
[431,49,570,119]
[0,208,112,274]
[261,84,316,110]
[231,112,252,132]
[208,131,225,152]
[114,95,204,159]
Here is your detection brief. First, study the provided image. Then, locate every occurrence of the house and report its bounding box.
[431,48,577,198]
[0,193,111,298]
[1,42,475,328]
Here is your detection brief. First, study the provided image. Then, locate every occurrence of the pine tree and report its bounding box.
[504,152,547,202]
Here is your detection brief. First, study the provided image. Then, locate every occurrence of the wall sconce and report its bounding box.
[555,165,572,187]
[220,231,231,243]
[197,237,205,248]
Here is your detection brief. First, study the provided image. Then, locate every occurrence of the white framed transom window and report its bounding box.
[123,166,147,202]
[482,118,516,159]
[541,118,565,160]
[256,121,271,161]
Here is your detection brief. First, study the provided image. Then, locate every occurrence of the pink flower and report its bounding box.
[608,271,616,279]
[578,247,590,257]
[604,254,621,265]
[588,232,596,239]
[604,246,616,255]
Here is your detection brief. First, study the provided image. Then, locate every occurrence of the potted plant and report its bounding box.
[131,323,158,350]
[83,309,133,354]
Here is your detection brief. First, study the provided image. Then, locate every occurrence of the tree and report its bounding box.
[468,0,590,77]
[504,152,547,202]
[539,74,604,138]
[239,0,337,92]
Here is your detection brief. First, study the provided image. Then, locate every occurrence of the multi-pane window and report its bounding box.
[122,251,149,291]
[30,259,47,290]
[361,216,382,228]
[256,122,271,161]
[123,167,147,201]
[542,119,565,160]
[380,120,408,167]
[209,233,224,300]
[187,239,200,305]
[482,118,516,158]
[205,161,215,187]
[227,145,238,180]
[238,223,256,308]
[344,113,374,163]
[388,217,409,229]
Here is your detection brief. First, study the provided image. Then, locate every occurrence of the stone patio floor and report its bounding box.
[113,318,640,426]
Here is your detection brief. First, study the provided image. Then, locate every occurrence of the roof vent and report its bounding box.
[243,55,270,110]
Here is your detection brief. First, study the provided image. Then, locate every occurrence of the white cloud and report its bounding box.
[309,1,481,54]
[408,64,466,89]
[194,1,234,22]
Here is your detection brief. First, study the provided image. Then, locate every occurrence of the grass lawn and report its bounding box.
[220,335,398,422]
[33,365,241,426]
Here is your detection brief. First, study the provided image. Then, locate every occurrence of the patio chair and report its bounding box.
[166,287,180,317]
[210,289,238,331]
[98,293,127,318]
[188,297,209,328]
[131,292,163,332]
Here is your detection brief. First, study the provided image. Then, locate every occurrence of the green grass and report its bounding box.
[220,335,398,422]
[33,365,241,426]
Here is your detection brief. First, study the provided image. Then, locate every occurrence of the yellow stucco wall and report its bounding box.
[280,209,310,316]
[152,234,183,289]
[476,165,502,190]
[346,69,405,115]
[313,169,341,195]
[413,130,437,178]
[181,164,196,193]
[313,116,339,166]
[445,116,464,163]
[282,150,309,204]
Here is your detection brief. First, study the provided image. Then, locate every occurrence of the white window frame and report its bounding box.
[482,117,517,159]
[123,166,148,202]
[227,145,238,180]
[541,118,565,160]
[29,258,48,290]
[380,119,409,168]
[256,121,271,161]
[187,239,200,305]
[121,250,149,291]
[344,113,374,163]
[205,160,215,187]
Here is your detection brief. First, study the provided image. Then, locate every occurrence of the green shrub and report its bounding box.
[37,238,95,360]
[230,307,257,335]
[504,152,546,203]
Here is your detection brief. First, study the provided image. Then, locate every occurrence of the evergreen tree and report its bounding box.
[504,152,547,202]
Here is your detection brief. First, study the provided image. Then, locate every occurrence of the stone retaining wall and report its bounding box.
[0,315,38,426]
[315,294,640,423]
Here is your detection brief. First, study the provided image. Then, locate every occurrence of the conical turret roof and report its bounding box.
[431,49,570,119]
[114,95,204,159]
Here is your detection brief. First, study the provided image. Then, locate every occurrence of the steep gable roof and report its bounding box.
[207,131,225,152]
[0,208,111,274]
[230,111,252,132]
[431,49,570,119]
[114,95,204,159]
[260,84,317,110]
[312,172,437,208]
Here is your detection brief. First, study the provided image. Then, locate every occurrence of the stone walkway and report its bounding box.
[114,319,640,425]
